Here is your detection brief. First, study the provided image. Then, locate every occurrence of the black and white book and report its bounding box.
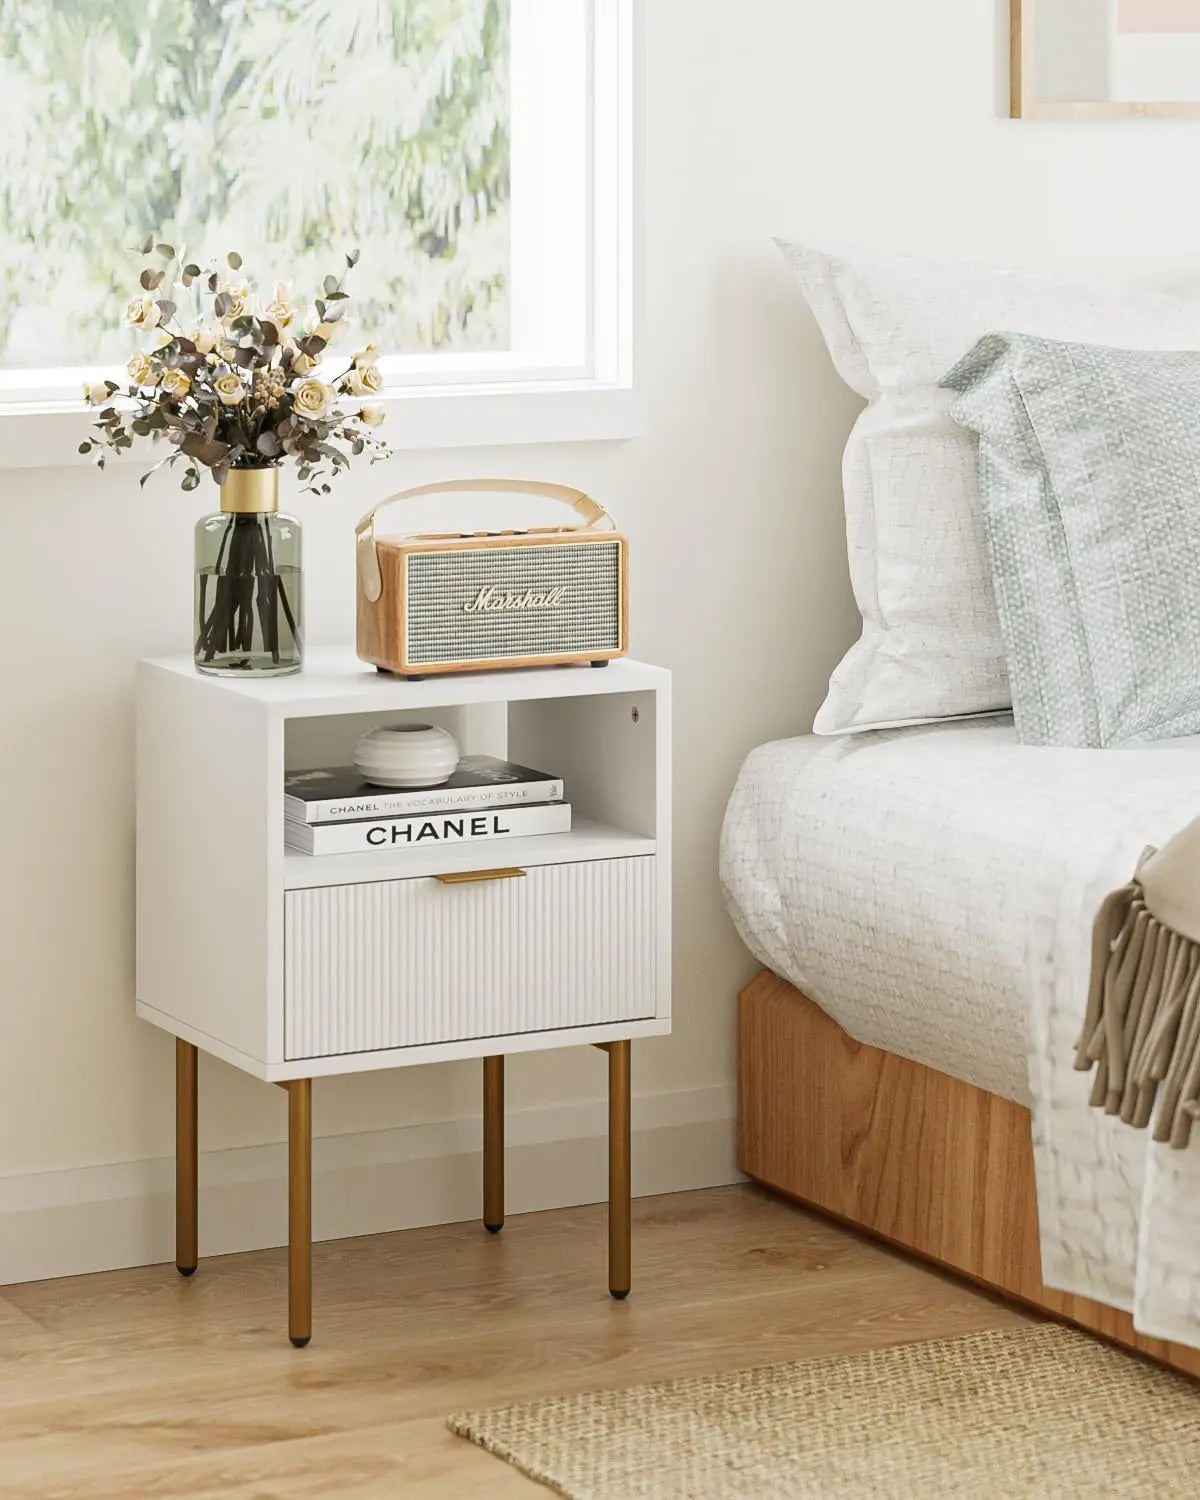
[284,755,564,825]
[285,801,572,856]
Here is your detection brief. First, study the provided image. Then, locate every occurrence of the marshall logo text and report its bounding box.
[463,584,569,614]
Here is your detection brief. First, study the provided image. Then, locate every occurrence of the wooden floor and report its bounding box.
[0,1184,1036,1499]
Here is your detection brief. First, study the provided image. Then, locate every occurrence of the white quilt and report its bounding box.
[720,718,1200,1349]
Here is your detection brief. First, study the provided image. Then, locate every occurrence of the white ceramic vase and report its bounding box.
[354,723,460,788]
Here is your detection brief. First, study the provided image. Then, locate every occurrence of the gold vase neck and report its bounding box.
[220,467,280,515]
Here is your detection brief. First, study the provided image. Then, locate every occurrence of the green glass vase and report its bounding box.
[194,467,303,676]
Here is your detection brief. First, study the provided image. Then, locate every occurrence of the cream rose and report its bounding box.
[353,344,380,369]
[293,379,333,421]
[82,382,106,406]
[358,405,386,427]
[125,294,162,330]
[218,280,250,321]
[344,362,383,397]
[214,372,247,405]
[262,301,294,338]
[191,326,219,355]
[313,320,338,344]
[160,368,191,398]
[289,347,317,376]
[127,351,157,387]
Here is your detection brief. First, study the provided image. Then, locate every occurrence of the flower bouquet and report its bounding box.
[83,241,390,675]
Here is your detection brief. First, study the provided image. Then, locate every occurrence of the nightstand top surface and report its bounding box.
[140,646,670,715]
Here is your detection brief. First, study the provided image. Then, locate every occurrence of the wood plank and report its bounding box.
[0,1185,1029,1497]
[738,968,1200,1379]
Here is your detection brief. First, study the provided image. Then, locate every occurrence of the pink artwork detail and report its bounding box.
[1119,0,1200,33]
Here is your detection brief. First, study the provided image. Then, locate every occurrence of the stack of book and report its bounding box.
[284,754,571,856]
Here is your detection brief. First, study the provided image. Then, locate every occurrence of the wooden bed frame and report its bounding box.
[738,968,1200,1379]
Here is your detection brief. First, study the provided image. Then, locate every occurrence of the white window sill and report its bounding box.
[0,380,644,470]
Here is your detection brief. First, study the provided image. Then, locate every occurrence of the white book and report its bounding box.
[285,801,572,856]
[284,755,563,824]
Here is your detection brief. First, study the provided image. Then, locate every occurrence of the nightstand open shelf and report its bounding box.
[136,648,671,1345]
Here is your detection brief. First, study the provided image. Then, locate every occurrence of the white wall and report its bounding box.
[6,0,1200,1278]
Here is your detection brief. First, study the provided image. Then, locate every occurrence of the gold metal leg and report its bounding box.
[288,1079,312,1348]
[176,1040,198,1277]
[608,1040,631,1299]
[483,1055,505,1233]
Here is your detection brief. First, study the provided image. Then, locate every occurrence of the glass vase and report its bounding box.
[194,467,303,676]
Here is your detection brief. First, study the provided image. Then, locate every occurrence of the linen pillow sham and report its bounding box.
[777,242,1200,735]
[942,333,1200,748]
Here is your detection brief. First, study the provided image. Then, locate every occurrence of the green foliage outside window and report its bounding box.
[0,0,511,369]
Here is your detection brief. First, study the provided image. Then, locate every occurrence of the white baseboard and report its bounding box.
[0,1084,741,1286]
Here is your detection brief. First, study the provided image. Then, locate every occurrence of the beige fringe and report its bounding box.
[1077,872,1200,1148]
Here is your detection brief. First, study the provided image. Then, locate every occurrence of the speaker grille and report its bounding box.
[405,540,622,665]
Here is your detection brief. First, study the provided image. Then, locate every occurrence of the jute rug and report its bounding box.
[448,1325,1200,1498]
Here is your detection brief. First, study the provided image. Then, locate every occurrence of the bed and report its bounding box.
[721,717,1200,1378]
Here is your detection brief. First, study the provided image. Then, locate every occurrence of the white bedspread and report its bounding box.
[720,718,1200,1349]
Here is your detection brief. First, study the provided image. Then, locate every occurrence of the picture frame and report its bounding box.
[1012,0,1200,118]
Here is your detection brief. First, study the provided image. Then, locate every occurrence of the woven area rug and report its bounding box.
[449,1325,1200,1498]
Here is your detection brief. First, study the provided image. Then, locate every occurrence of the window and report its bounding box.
[0,0,637,453]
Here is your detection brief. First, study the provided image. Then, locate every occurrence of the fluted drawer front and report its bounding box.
[284,857,656,1060]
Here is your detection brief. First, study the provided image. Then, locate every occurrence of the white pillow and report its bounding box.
[778,242,1200,735]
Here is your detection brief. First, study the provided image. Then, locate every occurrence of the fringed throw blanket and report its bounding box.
[1077,827,1200,1148]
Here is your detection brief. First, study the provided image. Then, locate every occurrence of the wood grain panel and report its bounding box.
[738,968,1200,1379]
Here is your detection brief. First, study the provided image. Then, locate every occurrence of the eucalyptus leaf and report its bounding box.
[227,251,242,270]
[156,243,175,259]
[323,275,338,297]
[139,235,154,255]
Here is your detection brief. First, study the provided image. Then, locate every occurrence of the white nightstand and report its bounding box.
[136,648,671,1345]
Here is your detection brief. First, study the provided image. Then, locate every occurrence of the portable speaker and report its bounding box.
[355,479,629,678]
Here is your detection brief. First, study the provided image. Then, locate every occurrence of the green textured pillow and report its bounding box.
[942,334,1200,748]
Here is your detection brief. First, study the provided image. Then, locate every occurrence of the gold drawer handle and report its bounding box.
[433,867,527,886]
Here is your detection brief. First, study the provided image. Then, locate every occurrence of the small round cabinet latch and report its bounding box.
[631,707,640,724]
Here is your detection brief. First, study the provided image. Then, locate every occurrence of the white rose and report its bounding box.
[127,351,157,387]
[125,294,162,330]
[214,372,246,405]
[293,379,333,421]
[191,326,218,355]
[160,368,191,398]
[358,405,386,427]
[82,382,106,406]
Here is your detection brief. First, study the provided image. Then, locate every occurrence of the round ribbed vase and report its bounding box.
[194,467,303,677]
[354,724,460,787]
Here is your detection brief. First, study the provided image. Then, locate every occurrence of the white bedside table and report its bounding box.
[136,648,671,1345]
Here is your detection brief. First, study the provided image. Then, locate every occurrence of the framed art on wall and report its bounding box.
[1013,0,1200,118]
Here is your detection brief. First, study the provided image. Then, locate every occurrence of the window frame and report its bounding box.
[0,0,642,468]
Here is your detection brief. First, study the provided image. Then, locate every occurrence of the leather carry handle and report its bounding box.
[356,479,616,604]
